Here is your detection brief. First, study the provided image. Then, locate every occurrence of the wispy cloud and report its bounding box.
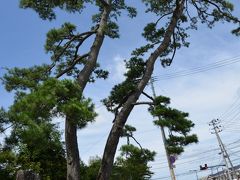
[108,55,126,82]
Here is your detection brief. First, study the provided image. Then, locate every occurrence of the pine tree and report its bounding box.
[1,0,137,179]
[98,1,240,179]
[150,95,198,155]
[112,124,156,180]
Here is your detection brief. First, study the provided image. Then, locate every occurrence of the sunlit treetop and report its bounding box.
[150,95,198,155]
[19,0,92,20]
[7,78,97,129]
[134,0,240,66]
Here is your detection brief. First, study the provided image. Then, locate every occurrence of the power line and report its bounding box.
[151,170,197,180]
[223,110,240,128]
[156,56,240,80]
[151,152,221,170]
[219,94,240,121]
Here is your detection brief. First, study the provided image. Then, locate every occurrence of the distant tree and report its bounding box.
[98,0,240,179]
[83,156,102,180]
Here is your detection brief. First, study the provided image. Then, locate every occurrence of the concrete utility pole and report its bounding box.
[209,119,237,180]
[150,79,176,180]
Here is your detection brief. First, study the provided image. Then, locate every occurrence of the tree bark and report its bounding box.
[65,4,111,180]
[16,170,40,180]
[97,1,185,179]
[66,118,81,180]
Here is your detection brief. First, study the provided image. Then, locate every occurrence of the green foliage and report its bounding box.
[80,156,105,180]
[112,144,156,180]
[1,76,96,178]
[131,44,154,57]
[110,0,137,20]
[0,148,16,180]
[16,124,66,180]
[150,95,198,155]
[0,108,9,132]
[79,146,155,180]
[0,122,66,180]
[104,21,120,39]
[142,23,165,43]
[19,0,92,20]
[122,124,136,137]
[45,22,77,53]
[85,156,102,180]
[2,65,50,92]
[138,0,240,66]
[103,57,146,112]
[93,1,137,39]
[8,78,97,128]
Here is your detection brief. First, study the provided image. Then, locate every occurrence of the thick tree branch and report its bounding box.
[132,101,154,106]
[99,0,110,7]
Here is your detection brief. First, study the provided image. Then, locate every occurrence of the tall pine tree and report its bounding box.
[98,1,240,179]
[2,0,137,179]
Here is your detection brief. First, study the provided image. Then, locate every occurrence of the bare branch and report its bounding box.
[55,53,90,78]
[76,28,98,38]
[52,37,76,62]
[142,91,154,101]
[129,135,143,151]
[185,0,192,20]
[155,11,174,25]
[0,124,13,133]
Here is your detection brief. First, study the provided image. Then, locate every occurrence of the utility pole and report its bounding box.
[209,119,237,180]
[150,79,176,180]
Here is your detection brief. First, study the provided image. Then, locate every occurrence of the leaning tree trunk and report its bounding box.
[97,1,185,179]
[65,5,111,180]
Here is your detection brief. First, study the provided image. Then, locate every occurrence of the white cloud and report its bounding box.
[109,55,126,82]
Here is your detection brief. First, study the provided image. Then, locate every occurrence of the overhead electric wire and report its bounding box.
[156,56,240,80]
[151,170,200,180]
[221,105,240,125]
[224,129,240,133]
[151,153,221,170]
[219,95,240,121]
[150,140,240,170]
[223,109,240,127]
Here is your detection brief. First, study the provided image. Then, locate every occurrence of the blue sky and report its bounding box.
[1,1,240,179]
